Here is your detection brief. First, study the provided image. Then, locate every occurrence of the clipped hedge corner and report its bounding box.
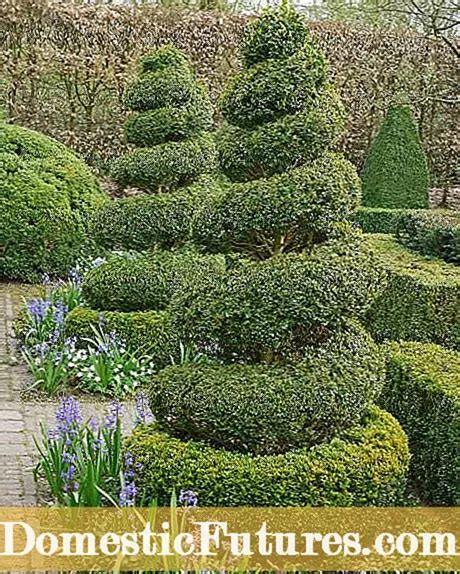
[380,341,460,505]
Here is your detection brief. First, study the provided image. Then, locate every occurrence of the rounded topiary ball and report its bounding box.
[0,123,106,281]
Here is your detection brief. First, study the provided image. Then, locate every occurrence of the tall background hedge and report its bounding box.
[0,0,458,186]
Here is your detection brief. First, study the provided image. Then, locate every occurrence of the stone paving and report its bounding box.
[0,283,134,508]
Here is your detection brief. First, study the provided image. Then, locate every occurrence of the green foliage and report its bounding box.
[354,207,414,234]
[194,155,361,258]
[218,85,345,182]
[124,87,213,148]
[221,48,326,129]
[82,251,226,312]
[113,46,216,193]
[111,134,217,192]
[126,406,409,506]
[361,105,429,209]
[380,341,460,505]
[366,234,460,350]
[91,179,218,251]
[0,123,106,281]
[172,231,382,361]
[396,209,460,264]
[65,307,180,369]
[151,321,384,455]
[242,3,309,67]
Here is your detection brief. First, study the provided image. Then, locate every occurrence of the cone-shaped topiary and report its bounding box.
[111,46,217,193]
[361,105,429,209]
[197,2,357,258]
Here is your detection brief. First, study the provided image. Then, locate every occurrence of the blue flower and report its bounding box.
[179,489,198,507]
[135,392,154,426]
[119,481,138,507]
[55,396,82,438]
[103,401,123,430]
[27,299,51,323]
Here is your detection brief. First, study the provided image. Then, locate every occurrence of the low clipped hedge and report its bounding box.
[127,405,409,506]
[82,251,226,312]
[111,134,217,193]
[172,231,382,361]
[65,307,180,368]
[150,321,384,455]
[380,341,460,505]
[194,154,361,258]
[355,207,413,234]
[396,209,460,265]
[366,235,460,350]
[0,123,106,281]
[90,178,219,251]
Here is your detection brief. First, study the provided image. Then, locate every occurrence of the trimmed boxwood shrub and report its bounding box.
[112,46,216,193]
[0,123,106,281]
[151,321,385,455]
[194,154,360,258]
[361,105,429,209]
[65,307,180,368]
[90,178,220,251]
[82,251,226,312]
[126,406,409,507]
[218,86,344,183]
[396,209,460,265]
[172,230,382,361]
[380,341,460,505]
[354,207,415,234]
[366,234,460,350]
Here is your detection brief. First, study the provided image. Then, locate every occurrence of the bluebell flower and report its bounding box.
[119,481,138,507]
[179,489,198,507]
[27,299,51,323]
[103,401,123,430]
[55,396,82,438]
[68,268,82,289]
[135,392,154,426]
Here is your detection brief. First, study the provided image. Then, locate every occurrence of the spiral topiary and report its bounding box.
[127,4,409,507]
[111,46,217,193]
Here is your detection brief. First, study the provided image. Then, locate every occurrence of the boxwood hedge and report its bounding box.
[126,406,409,507]
[150,321,384,455]
[396,209,460,265]
[172,231,382,361]
[354,207,414,234]
[0,123,106,281]
[380,341,460,505]
[82,250,226,312]
[366,234,460,350]
[64,307,180,368]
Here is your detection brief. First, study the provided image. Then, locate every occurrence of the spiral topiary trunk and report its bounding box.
[361,104,429,209]
[111,46,217,193]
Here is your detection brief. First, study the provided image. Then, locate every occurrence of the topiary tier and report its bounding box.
[111,45,216,194]
[86,5,409,505]
[0,123,106,281]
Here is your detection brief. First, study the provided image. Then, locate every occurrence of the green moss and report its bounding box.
[361,105,429,209]
[366,234,460,349]
[0,123,106,282]
[126,406,409,507]
[380,341,460,505]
